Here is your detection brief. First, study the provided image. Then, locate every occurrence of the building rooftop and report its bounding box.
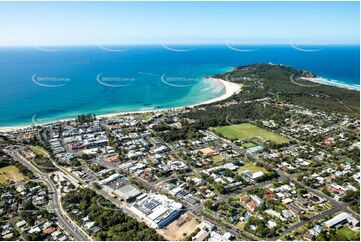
[324,212,359,228]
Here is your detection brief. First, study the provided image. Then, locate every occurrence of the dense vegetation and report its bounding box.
[153,102,288,143]
[172,63,360,143]
[154,124,203,143]
[0,150,35,179]
[62,188,163,241]
[184,102,287,129]
[153,64,360,145]
[341,189,360,213]
[316,227,360,241]
[76,113,97,124]
[214,64,359,116]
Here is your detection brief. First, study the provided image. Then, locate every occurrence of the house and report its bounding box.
[192,221,215,241]
[267,220,277,229]
[2,233,13,240]
[192,229,209,241]
[282,198,293,205]
[303,231,315,241]
[103,155,118,162]
[199,147,218,157]
[286,203,305,215]
[16,185,26,193]
[281,210,294,220]
[246,145,264,154]
[327,184,347,194]
[239,194,263,212]
[209,231,233,241]
[89,226,101,234]
[58,235,68,241]
[42,221,53,230]
[84,221,95,230]
[223,163,239,171]
[28,226,41,234]
[43,227,56,235]
[264,190,274,201]
[265,209,282,220]
[15,220,27,228]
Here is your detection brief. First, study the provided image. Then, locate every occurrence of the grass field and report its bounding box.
[0,165,26,184]
[212,123,289,144]
[212,155,224,163]
[142,113,154,120]
[335,226,360,241]
[237,162,270,175]
[31,146,49,157]
[242,142,257,148]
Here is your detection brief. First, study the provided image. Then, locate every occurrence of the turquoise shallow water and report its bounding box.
[0,45,359,127]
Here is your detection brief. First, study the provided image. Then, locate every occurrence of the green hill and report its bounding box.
[214,63,359,117]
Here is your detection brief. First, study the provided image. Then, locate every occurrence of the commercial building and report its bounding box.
[114,184,142,202]
[130,194,183,229]
[324,212,359,229]
[99,173,141,202]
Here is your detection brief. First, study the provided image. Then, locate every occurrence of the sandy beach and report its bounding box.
[300,77,360,91]
[0,78,242,132]
[191,78,242,106]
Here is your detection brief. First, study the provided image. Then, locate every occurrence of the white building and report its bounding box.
[130,194,183,229]
[243,170,264,180]
[324,212,359,228]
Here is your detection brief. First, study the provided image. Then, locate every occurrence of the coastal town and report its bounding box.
[1,0,360,240]
[0,64,360,241]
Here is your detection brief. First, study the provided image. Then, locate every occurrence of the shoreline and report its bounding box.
[0,78,242,132]
[1,72,357,132]
[300,77,360,91]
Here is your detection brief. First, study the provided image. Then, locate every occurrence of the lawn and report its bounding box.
[242,142,257,148]
[212,123,289,144]
[334,226,360,241]
[142,113,154,120]
[237,162,270,175]
[31,146,49,157]
[212,155,224,163]
[0,165,26,184]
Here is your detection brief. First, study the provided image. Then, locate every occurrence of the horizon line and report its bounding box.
[0,43,359,48]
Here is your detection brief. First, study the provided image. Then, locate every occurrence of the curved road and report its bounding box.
[5,148,91,241]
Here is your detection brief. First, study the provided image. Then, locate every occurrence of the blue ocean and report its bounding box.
[0,45,359,127]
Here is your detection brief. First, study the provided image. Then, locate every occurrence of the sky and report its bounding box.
[0,1,359,46]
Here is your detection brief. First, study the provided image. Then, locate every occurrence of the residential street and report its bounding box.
[5,148,91,241]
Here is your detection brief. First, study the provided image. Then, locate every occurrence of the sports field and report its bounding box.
[212,123,289,144]
[237,162,270,175]
[0,165,26,184]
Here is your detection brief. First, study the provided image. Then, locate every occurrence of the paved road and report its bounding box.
[6,148,91,241]
[269,206,339,241]
[290,177,359,219]
[204,130,360,239]
[205,130,359,214]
